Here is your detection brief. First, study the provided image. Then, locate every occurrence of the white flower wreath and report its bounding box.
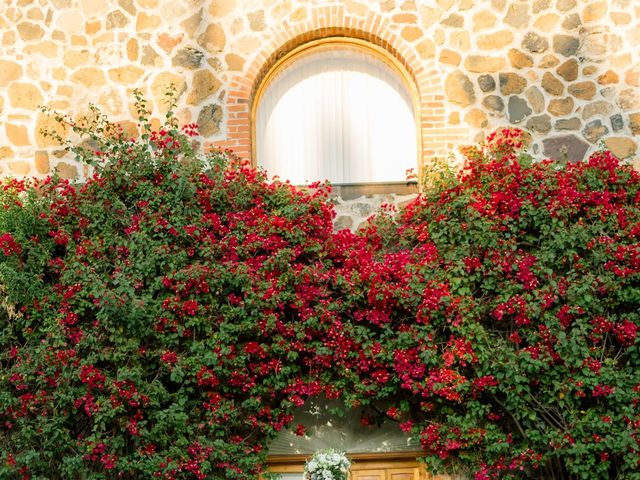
[304,449,351,480]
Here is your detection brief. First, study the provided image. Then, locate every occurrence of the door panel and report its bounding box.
[388,467,420,479]
[351,470,386,480]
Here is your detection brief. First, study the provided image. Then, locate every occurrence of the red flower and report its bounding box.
[182,300,198,316]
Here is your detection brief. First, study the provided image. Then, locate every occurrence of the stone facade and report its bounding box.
[0,0,639,186]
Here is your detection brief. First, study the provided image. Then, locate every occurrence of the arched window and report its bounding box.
[254,40,418,185]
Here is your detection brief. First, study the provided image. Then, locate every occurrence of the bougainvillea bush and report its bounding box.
[331,129,640,479]
[0,99,344,479]
[0,97,639,480]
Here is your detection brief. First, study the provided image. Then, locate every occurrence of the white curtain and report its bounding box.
[256,48,417,185]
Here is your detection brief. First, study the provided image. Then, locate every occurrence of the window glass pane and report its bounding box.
[257,47,417,185]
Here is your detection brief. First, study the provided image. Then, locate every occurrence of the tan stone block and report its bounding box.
[71,67,106,87]
[419,6,442,30]
[187,70,221,105]
[437,0,455,9]
[27,7,45,20]
[542,72,564,95]
[57,10,84,32]
[611,54,631,70]
[34,151,50,174]
[197,23,225,53]
[477,30,513,50]
[504,3,530,28]
[16,22,45,41]
[52,68,67,81]
[610,12,631,25]
[526,86,545,113]
[3,31,16,46]
[464,55,505,73]
[415,39,435,59]
[401,26,422,42]
[0,60,22,87]
[0,147,14,161]
[86,20,101,35]
[157,32,183,53]
[151,71,187,107]
[464,108,488,128]
[9,161,31,176]
[225,53,244,71]
[63,50,90,68]
[71,34,88,46]
[271,0,295,19]
[6,124,30,146]
[598,70,618,85]
[445,71,475,107]
[57,85,74,97]
[138,0,158,7]
[401,1,417,11]
[8,82,43,109]
[548,97,575,116]
[109,66,144,84]
[534,13,559,30]
[605,137,637,159]
[508,48,533,69]
[449,31,470,50]
[181,10,202,37]
[625,67,640,87]
[126,38,138,61]
[232,35,260,56]
[582,66,597,76]
[449,111,460,125]
[582,1,607,23]
[136,12,161,31]
[230,17,244,35]
[556,59,579,82]
[472,9,496,31]
[116,120,138,139]
[49,100,70,110]
[568,81,596,100]
[499,72,527,95]
[289,7,307,22]
[248,10,265,31]
[208,0,235,17]
[439,49,461,66]
[25,41,58,57]
[160,3,187,22]
[55,162,78,179]
[629,113,640,136]
[106,10,128,29]
[35,112,68,148]
[80,0,108,16]
[539,55,560,68]
[393,13,417,23]
[582,100,614,119]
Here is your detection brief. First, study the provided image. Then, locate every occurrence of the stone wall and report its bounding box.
[1,0,639,182]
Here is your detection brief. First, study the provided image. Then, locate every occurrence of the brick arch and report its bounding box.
[219,5,450,169]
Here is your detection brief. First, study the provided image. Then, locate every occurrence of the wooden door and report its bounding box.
[266,453,427,480]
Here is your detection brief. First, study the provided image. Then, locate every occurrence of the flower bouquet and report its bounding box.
[304,449,351,480]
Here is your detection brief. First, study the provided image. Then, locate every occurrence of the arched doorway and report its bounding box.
[263,398,427,480]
